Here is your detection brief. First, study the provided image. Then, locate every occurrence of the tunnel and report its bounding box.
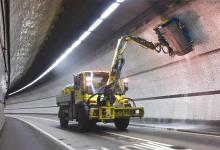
[0,0,220,150]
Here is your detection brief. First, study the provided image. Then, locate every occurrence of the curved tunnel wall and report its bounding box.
[0,103,4,131]
[6,1,220,122]
[0,87,5,132]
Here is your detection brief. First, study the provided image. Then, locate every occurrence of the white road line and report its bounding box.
[141,142,172,150]
[131,123,220,139]
[10,116,75,150]
[119,145,147,150]
[104,131,172,147]
[7,115,59,123]
[134,143,160,150]
[101,147,110,150]
[138,143,172,150]
[147,141,172,148]
[177,130,220,138]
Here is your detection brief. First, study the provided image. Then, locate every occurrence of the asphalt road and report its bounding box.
[1,115,220,150]
[0,117,68,150]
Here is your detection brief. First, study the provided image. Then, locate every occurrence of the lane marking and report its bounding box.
[130,123,220,139]
[101,147,110,150]
[141,142,172,150]
[136,143,171,150]
[7,115,59,123]
[10,116,75,150]
[119,145,147,150]
[119,142,183,150]
[103,131,172,147]
[134,143,161,150]
[176,130,220,139]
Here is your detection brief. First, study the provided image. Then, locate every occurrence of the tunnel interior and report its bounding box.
[1,0,220,150]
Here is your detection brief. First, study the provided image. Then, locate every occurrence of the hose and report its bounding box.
[118,97,136,107]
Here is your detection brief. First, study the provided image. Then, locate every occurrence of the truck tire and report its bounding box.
[77,104,90,131]
[60,116,69,128]
[114,118,129,130]
[59,107,69,128]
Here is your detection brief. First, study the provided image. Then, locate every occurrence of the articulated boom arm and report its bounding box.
[107,35,161,86]
[99,18,193,98]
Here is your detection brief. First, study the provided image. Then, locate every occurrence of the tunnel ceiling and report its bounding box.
[8,0,180,94]
[9,0,113,92]
[10,0,64,87]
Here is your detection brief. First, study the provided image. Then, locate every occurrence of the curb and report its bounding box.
[176,129,220,137]
[5,113,57,116]
[130,122,220,137]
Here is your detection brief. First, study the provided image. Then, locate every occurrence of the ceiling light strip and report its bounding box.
[8,0,124,96]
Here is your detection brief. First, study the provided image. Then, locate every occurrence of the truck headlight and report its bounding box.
[86,77,92,86]
[123,78,128,91]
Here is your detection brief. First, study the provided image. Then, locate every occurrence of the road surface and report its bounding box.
[1,115,220,150]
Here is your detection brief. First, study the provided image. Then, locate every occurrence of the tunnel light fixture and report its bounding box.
[88,19,103,32]
[116,0,125,3]
[8,40,82,96]
[50,40,82,70]
[78,31,91,41]
[8,0,122,96]
[100,2,120,19]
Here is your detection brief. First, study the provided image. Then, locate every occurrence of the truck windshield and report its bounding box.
[85,72,109,94]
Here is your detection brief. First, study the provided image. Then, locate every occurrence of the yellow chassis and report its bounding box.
[89,106,144,121]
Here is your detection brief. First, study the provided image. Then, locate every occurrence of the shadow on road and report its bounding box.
[55,122,129,134]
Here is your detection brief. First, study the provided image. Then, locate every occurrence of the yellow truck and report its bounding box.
[56,18,193,130]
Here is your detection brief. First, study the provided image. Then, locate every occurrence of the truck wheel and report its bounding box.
[77,104,90,131]
[60,116,69,128]
[114,118,129,130]
[59,107,69,128]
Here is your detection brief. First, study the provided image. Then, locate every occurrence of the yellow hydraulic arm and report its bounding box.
[107,17,194,89]
[107,35,162,92]
[98,18,193,104]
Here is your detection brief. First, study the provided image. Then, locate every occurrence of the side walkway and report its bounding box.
[131,121,220,136]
